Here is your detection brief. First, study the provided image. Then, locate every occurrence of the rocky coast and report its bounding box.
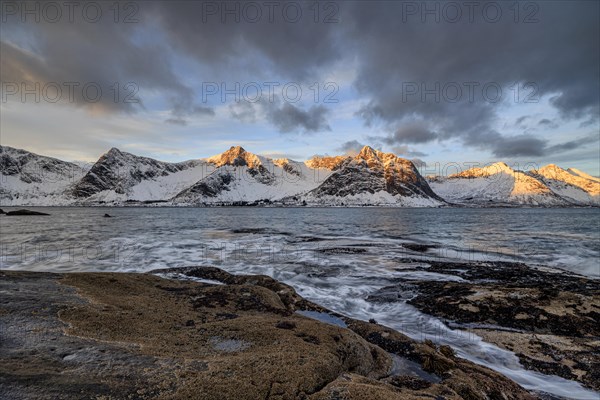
[0,266,543,399]
[368,260,600,392]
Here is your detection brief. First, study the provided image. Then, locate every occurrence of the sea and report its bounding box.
[1,207,599,399]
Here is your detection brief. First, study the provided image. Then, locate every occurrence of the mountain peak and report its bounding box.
[449,161,514,179]
[533,164,567,178]
[488,161,512,171]
[228,145,246,153]
[354,146,416,169]
[208,146,260,168]
[539,164,565,173]
[358,145,378,157]
[106,147,124,157]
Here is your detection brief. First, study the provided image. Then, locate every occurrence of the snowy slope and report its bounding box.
[172,146,333,204]
[567,168,600,183]
[2,145,598,207]
[71,148,208,203]
[428,162,588,206]
[528,165,599,206]
[301,146,444,206]
[0,146,87,206]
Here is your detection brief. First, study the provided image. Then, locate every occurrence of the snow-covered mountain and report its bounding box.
[300,146,443,206]
[529,164,600,206]
[0,146,87,205]
[171,146,333,205]
[1,145,598,207]
[428,162,599,206]
[0,145,336,206]
[71,147,206,203]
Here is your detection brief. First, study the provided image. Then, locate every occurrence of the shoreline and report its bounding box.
[0,267,546,399]
[367,260,600,393]
[1,204,599,209]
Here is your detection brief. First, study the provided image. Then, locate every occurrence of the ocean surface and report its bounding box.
[1,207,599,399]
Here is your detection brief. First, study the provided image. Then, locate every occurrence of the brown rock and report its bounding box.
[0,267,538,399]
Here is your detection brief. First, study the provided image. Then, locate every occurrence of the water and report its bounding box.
[1,207,599,399]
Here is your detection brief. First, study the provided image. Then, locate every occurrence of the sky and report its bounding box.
[1,0,599,175]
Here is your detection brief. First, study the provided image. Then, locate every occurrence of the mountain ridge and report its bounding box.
[1,145,598,207]
[429,161,598,206]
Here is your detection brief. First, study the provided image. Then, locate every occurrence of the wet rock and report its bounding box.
[276,320,296,330]
[439,345,455,358]
[402,243,437,252]
[1,269,391,399]
[316,247,368,254]
[0,267,538,399]
[372,259,600,391]
[4,209,50,216]
[385,375,432,390]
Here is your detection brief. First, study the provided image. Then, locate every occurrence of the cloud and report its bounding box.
[265,102,330,133]
[164,118,187,126]
[336,140,365,155]
[144,1,342,82]
[486,132,598,158]
[1,1,598,160]
[0,10,212,124]
[488,134,547,158]
[384,123,437,145]
[168,96,215,124]
[545,134,600,154]
[344,1,599,156]
[391,145,427,158]
[538,119,559,129]
[410,158,427,168]
[229,98,330,133]
[229,101,257,123]
[515,116,531,128]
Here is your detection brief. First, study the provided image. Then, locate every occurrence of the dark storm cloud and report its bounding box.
[337,140,365,154]
[0,7,210,122]
[344,1,599,155]
[1,0,340,127]
[383,124,438,145]
[545,134,600,154]
[165,95,216,125]
[229,98,330,133]
[144,1,342,81]
[488,134,547,158]
[1,0,598,147]
[264,101,330,133]
[486,132,599,158]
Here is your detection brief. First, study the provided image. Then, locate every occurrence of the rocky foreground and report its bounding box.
[0,267,540,400]
[368,260,600,392]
